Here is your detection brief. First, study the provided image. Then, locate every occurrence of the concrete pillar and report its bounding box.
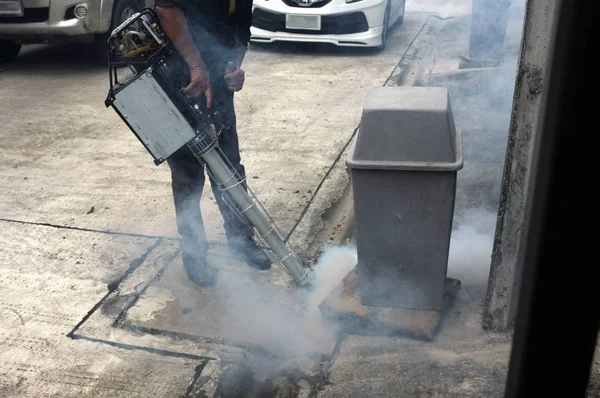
[473,0,510,62]
[482,0,559,331]
[460,0,511,68]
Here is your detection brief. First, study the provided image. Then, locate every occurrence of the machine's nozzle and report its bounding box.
[296,268,312,286]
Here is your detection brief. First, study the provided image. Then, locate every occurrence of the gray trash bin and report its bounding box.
[347,87,463,311]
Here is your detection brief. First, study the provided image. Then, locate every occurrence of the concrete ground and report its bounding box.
[0,5,439,397]
[4,1,598,396]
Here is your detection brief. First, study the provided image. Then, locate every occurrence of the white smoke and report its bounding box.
[305,244,358,316]
[406,0,473,19]
[294,244,357,352]
[302,208,496,317]
[239,244,358,359]
[206,212,496,359]
[447,208,496,287]
[168,243,359,360]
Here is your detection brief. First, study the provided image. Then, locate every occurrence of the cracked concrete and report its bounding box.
[0,222,200,397]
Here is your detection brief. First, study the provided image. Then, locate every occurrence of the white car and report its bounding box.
[250,0,405,49]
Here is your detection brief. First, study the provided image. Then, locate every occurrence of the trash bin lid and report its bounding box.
[347,87,463,171]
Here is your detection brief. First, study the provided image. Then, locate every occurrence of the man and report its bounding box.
[154,0,270,286]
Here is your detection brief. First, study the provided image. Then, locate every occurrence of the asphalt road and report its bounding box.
[0,11,433,397]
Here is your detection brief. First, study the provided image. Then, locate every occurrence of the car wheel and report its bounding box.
[395,0,406,25]
[94,0,140,62]
[376,0,391,51]
[0,39,21,62]
[112,0,139,31]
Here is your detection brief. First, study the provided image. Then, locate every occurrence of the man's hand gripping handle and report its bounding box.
[154,5,213,109]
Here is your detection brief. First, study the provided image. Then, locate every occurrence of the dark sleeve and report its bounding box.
[154,0,183,8]
[230,0,253,47]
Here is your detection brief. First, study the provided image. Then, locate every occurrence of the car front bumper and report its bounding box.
[251,25,384,47]
[250,0,387,47]
[0,0,109,42]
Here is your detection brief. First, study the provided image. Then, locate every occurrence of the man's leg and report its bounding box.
[208,94,271,270]
[167,146,218,285]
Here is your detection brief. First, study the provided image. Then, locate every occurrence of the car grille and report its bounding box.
[281,0,333,8]
[252,8,369,35]
[0,7,49,23]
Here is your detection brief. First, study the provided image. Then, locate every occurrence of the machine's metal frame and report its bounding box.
[104,8,310,285]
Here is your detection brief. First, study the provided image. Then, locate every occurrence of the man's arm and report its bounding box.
[154,3,213,107]
[229,0,253,66]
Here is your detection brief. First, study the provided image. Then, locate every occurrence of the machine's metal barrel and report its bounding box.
[190,144,309,285]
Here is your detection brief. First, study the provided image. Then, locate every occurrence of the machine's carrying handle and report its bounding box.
[109,7,158,40]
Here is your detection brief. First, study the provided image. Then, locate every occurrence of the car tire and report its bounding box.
[111,0,140,32]
[94,0,140,62]
[376,0,391,51]
[395,0,406,25]
[0,39,21,62]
